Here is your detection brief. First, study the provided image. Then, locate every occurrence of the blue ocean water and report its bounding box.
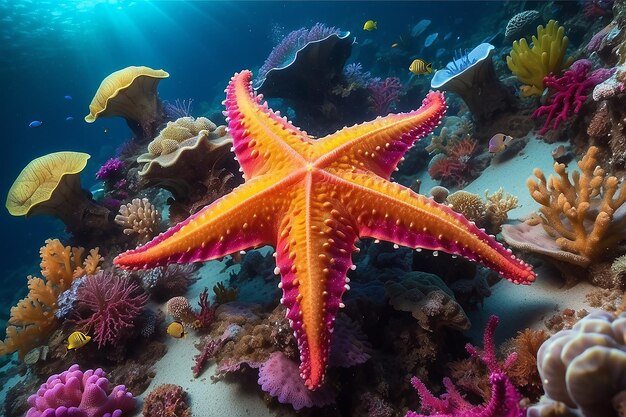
[0,0,499,315]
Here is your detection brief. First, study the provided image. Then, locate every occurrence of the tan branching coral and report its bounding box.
[0,239,102,359]
[503,146,626,269]
[115,198,161,244]
[484,188,519,231]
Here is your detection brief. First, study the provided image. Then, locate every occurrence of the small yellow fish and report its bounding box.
[488,133,514,153]
[67,331,91,350]
[391,43,399,48]
[167,321,186,339]
[363,20,377,31]
[409,59,433,75]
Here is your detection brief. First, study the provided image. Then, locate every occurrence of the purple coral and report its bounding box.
[26,364,136,417]
[257,23,341,83]
[405,316,524,417]
[95,158,124,182]
[367,77,403,116]
[257,351,335,410]
[533,60,613,134]
[75,271,149,348]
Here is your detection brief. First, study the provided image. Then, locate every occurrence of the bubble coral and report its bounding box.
[26,363,136,417]
[114,198,161,244]
[507,20,572,97]
[528,311,626,417]
[85,66,169,139]
[6,152,112,239]
[75,271,149,348]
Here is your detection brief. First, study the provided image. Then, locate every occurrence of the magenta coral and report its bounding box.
[427,138,478,187]
[533,60,613,134]
[75,271,149,348]
[367,77,403,116]
[95,158,124,182]
[405,316,524,417]
[26,363,136,417]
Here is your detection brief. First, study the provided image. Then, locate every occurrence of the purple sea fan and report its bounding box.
[257,23,342,83]
[95,158,124,181]
[367,77,403,116]
[75,271,149,348]
[343,63,374,86]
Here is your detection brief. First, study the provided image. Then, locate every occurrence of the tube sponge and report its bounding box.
[507,20,572,97]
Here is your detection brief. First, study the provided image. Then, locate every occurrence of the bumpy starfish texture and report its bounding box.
[114,70,535,390]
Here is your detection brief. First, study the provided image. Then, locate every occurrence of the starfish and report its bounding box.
[114,70,535,390]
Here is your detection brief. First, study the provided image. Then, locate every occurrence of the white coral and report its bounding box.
[115,198,161,244]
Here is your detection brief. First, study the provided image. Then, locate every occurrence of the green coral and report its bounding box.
[506,19,572,97]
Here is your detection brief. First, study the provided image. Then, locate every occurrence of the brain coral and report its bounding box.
[528,311,626,417]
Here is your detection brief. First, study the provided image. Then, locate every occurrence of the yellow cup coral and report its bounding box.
[507,20,572,97]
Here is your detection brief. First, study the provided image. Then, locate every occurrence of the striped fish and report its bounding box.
[409,59,433,75]
[67,331,91,350]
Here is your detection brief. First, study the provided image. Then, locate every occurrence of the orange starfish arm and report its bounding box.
[275,174,358,389]
[314,91,445,179]
[336,172,535,285]
[114,175,288,269]
[225,70,314,178]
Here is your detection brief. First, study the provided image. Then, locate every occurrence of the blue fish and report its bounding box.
[65,116,74,122]
[64,95,72,101]
[29,120,43,128]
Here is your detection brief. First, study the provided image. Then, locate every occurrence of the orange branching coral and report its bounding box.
[0,239,102,359]
[502,146,626,268]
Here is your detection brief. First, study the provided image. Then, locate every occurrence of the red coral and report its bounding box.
[427,138,478,187]
[533,60,613,134]
[195,287,216,329]
[75,271,149,348]
[142,384,190,417]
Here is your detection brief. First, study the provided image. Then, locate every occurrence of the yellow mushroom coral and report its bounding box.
[5,152,112,237]
[85,66,169,139]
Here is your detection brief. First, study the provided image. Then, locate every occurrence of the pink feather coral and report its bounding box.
[405,316,524,417]
[533,60,612,134]
[26,363,136,417]
[75,271,148,348]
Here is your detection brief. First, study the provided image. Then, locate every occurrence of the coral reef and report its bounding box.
[502,146,626,275]
[26,364,136,417]
[367,76,403,116]
[114,198,162,244]
[140,264,198,302]
[136,116,240,223]
[529,311,626,417]
[505,10,541,40]
[166,289,216,330]
[533,59,612,134]
[0,239,102,359]
[74,271,149,348]
[5,152,113,241]
[507,20,572,97]
[406,316,524,417]
[431,43,517,130]
[142,384,190,417]
[85,66,170,140]
[427,137,481,188]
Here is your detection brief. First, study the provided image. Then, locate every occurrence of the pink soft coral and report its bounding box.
[405,316,524,417]
[26,364,136,417]
[368,77,403,116]
[533,60,612,134]
[75,271,148,348]
[257,352,335,410]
